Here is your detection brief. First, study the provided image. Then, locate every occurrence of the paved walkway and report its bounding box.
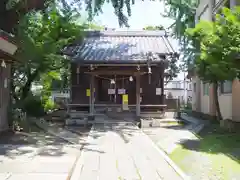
[71,122,184,180]
[0,126,89,180]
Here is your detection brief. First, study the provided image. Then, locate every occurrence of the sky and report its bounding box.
[94,1,172,29]
[82,1,184,80]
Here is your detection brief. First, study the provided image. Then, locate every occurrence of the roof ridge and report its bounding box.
[83,30,167,37]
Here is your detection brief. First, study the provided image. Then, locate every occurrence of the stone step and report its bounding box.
[140,119,161,128]
[69,113,88,118]
[65,118,95,126]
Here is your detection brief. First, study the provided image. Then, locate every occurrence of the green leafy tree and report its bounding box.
[186,7,240,120]
[5,0,198,30]
[143,25,179,82]
[12,3,86,107]
[4,0,198,72]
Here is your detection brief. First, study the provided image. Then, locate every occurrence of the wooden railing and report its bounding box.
[67,103,167,107]
[67,103,167,114]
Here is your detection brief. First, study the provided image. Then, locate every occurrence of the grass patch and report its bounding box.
[170,124,240,179]
[165,121,185,125]
[160,119,187,125]
[169,146,192,172]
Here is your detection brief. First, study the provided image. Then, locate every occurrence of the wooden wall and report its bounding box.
[71,65,90,104]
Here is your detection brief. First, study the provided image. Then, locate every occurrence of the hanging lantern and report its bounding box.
[76,66,80,85]
[76,66,80,74]
[90,64,94,70]
[148,66,152,84]
[136,65,140,71]
[148,67,152,74]
[1,60,6,68]
[129,76,133,82]
[110,79,115,84]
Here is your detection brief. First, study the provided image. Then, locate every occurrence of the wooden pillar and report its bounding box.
[90,74,94,115]
[160,71,165,104]
[136,73,141,117]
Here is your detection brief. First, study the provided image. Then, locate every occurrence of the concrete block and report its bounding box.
[75,120,86,125]
[65,119,76,125]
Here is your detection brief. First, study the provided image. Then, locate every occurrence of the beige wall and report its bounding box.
[192,76,202,112]
[200,82,210,114]
[192,80,233,120]
[218,94,232,120]
[232,79,240,122]
[191,77,197,111]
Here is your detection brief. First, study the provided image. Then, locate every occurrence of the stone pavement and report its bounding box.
[142,112,206,155]
[143,124,199,154]
[0,127,89,180]
[71,122,185,180]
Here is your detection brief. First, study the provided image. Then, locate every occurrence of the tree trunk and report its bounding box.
[213,82,222,121]
[20,69,39,101]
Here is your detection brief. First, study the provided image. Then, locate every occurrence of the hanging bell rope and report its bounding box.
[94,75,130,81]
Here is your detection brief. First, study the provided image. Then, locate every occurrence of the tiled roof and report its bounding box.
[64,30,174,64]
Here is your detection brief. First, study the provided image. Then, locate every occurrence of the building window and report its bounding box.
[212,0,216,7]
[220,81,232,94]
[189,83,192,90]
[193,83,196,92]
[203,83,209,95]
[198,4,209,20]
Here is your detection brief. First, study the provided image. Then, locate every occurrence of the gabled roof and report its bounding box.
[63,30,176,64]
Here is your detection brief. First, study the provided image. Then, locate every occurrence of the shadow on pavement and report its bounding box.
[0,126,90,159]
[177,129,240,165]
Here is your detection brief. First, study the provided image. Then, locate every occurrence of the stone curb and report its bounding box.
[69,126,94,180]
[137,124,191,180]
[180,114,205,134]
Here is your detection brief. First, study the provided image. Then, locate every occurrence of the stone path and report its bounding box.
[0,127,89,180]
[71,122,184,180]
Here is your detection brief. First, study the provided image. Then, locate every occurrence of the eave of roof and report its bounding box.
[0,29,18,61]
[0,29,17,45]
[63,30,177,65]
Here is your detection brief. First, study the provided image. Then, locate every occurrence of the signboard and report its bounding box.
[118,89,126,94]
[86,89,90,97]
[156,88,162,95]
[122,94,128,102]
[108,89,115,94]
[122,94,129,110]
[140,88,142,93]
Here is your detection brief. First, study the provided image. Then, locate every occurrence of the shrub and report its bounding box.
[21,95,45,117]
[44,99,58,112]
